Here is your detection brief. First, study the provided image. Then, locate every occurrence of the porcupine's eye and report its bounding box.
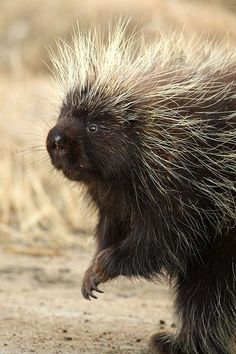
[87,123,98,133]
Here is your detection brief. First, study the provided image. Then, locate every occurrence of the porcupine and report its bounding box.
[46,22,236,354]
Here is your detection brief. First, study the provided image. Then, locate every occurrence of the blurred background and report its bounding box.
[0,0,236,254]
[0,1,236,353]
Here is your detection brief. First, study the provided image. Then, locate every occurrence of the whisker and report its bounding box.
[14,146,46,155]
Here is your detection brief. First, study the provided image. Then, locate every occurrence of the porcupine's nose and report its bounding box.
[53,134,63,148]
[51,133,68,155]
[46,127,69,160]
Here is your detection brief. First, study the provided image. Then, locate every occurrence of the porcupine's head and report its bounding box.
[46,22,143,183]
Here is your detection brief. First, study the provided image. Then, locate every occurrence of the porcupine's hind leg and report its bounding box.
[149,233,236,354]
[149,332,184,354]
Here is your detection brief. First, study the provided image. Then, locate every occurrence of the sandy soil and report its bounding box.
[0,249,174,354]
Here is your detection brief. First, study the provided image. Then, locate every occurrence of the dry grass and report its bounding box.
[0,75,97,254]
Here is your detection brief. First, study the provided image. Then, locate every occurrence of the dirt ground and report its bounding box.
[0,249,174,354]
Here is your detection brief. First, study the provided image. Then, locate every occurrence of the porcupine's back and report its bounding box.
[51,23,236,272]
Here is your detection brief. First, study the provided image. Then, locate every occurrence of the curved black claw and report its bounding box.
[91,277,104,294]
[81,274,104,300]
[81,285,96,300]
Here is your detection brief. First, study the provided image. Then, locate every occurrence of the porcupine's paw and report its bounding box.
[81,251,111,300]
[81,266,104,300]
[148,332,186,354]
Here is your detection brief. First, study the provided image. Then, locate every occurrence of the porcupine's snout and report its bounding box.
[46,127,70,169]
[46,122,83,181]
[46,118,97,182]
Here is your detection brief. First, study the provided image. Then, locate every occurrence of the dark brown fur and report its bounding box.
[46,70,236,353]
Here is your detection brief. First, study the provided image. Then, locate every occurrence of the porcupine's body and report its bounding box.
[46,23,236,354]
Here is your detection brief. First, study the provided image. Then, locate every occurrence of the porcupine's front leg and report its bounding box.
[82,236,160,300]
[81,244,127,300]
[81,240,138,300]
[81,259,109,300]
[81,215,129,300]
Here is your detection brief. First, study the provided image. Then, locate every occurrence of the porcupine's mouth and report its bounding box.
[50,157,83,181]
[61,162,100,182]
[61,166,82,181]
